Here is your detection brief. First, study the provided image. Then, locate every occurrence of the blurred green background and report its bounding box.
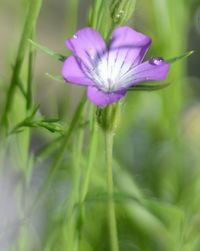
[0,0,200,251]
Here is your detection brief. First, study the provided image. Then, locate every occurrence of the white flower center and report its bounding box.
[87,51,134,92]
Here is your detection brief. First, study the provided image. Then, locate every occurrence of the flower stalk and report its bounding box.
[105,129,119,251]
[98,103,121,251]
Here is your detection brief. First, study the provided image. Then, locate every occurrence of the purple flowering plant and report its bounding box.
[0,0,197,251]
[62,26,170,107]
[27,23,192,251]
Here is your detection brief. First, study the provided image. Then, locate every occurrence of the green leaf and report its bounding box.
[38,121,64,133]
[128,82,170,92]
[29,39,66,62]
[10,116,64,134]
[167,50,194,64]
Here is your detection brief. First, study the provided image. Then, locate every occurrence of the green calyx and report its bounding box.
[96,103,121,132]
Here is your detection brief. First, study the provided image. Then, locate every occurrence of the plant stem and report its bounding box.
[80,121,98,203]
[105,130,119,251]
[77,107,98,248]
[26,34,35,111]
[66,129,84,251]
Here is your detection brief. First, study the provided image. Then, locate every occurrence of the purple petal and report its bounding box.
[87,86,126,107]
[124,58,170,88]
[109,26,152,72]
[66,27,106,70]
[62,56,93,85]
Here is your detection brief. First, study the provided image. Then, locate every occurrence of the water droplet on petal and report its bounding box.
[73,34,78,39]
[150,57,164,65]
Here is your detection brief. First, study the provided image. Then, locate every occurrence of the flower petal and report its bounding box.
[109,26,152,72]
[62,56,93,85]
[87,86,126,107]
[122,58,170,88]
[66,27,106,70]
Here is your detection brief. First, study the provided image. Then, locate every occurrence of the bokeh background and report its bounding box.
[0,0,200,250]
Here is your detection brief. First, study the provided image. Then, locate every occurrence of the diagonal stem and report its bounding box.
[77,107,98,248]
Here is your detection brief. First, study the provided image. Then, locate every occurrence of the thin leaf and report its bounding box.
[38,121,64,133]
[29,39,66,62]
[46,73,64,82]
[167,50,194,64]
[10,115,63,135]
[128,82,170,92]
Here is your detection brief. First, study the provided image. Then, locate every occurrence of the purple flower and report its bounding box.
[62,26,170,107]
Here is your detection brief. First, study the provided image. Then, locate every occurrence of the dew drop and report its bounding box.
[73,34,78,39]
[150,57,164,65]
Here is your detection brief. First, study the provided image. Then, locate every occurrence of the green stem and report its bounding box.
[65,129,84,251]
[77,107,98,248]
[80,121,98,203]
[26,34,35,111]
[105,130,119,251]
